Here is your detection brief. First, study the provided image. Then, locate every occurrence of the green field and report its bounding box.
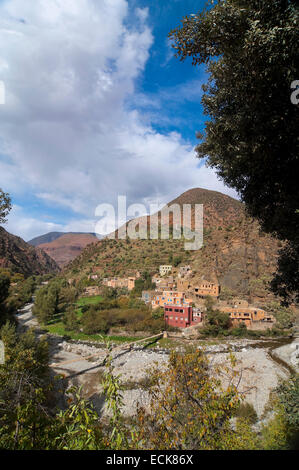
[44,322,144,343]
[44,294,155,344]
[75,295,104,318]
[77,295,104,306]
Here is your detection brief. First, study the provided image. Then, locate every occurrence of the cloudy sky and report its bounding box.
[0,0,238,241]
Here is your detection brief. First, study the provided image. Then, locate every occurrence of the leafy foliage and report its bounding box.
[135,348,258,449]
[0,189,12,225]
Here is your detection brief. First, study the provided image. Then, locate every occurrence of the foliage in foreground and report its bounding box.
[134,348,258,450]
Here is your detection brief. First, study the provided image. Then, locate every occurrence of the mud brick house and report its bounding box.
[219,305,276,329]
[152,275,176,290]
[103,276,136,290]
[177,278,220,299]
[84,286,101,297]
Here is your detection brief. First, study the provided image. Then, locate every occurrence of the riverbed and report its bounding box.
[15,303,298,419]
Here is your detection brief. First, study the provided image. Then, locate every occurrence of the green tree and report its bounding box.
[207,310,231,329]
[0,323,52,449]
[265,301,294,329]
[204,295,216,313]
[32,282,59,325]
[169,0,299,303]
[0,273,10,305]
[63,306,79,331]
[0,189,12,224]
[277,375,299,430]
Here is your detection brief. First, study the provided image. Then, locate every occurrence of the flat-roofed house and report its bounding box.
[219,305,275,329]
[159,265,172,276]
[191,280,220,298]
[84,286,101,297]
[164,305,203,328]
[152,290,193,309]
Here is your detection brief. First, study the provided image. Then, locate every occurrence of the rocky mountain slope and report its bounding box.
[29,231,96,246]
[0,226,60,276]
[65,188,281,303]
[37,233,98,268]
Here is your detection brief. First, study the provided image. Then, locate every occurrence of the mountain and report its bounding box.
[0,226,60,276]
[29,231,96,246]
[37,233,98,268]
[65,188,281,303]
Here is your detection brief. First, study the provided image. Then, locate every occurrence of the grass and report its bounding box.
[77,295,104,306]
[74,295,105,319]
[44,294,155,344]
[44,322,146,344]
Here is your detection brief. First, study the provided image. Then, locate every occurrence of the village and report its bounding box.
[81,264,276,333]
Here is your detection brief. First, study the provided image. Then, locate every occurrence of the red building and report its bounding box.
[164,305,202,328]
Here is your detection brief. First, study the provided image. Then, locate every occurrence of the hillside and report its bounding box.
[65,188,281,303]
[29,231,97,246]
[0,226,60,276]
[38,233,98,268]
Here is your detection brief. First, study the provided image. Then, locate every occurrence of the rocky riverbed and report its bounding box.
[15,303,297,420]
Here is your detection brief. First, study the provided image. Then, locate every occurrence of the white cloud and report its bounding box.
[7,205,97,241]
[0,0,238,240]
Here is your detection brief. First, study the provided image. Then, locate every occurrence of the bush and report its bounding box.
[234,402,258,424]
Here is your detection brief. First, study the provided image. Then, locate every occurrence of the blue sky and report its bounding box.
[0,0,237,241]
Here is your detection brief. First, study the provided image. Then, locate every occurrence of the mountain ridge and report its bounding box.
[65,187,280,303]
[29,231,97,246]
[0,226,60,276]
[36,233,98,268]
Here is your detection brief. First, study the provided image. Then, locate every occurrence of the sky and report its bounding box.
[0,0,238,241]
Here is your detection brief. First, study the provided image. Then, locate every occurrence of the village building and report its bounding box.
[106,278,127,289]
[178,265,192,278]
[84,286,101,297]
[102,275,136,291]
[177,278,220,299]
[142,290,155,304]
[152,290,193,310]
[152,275,176,290]
[219,305,276,329]
[159,265,172,276]
[127,277,136,291]
[164,305,203,328]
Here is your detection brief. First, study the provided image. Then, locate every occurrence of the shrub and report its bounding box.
[234,402,258,424]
